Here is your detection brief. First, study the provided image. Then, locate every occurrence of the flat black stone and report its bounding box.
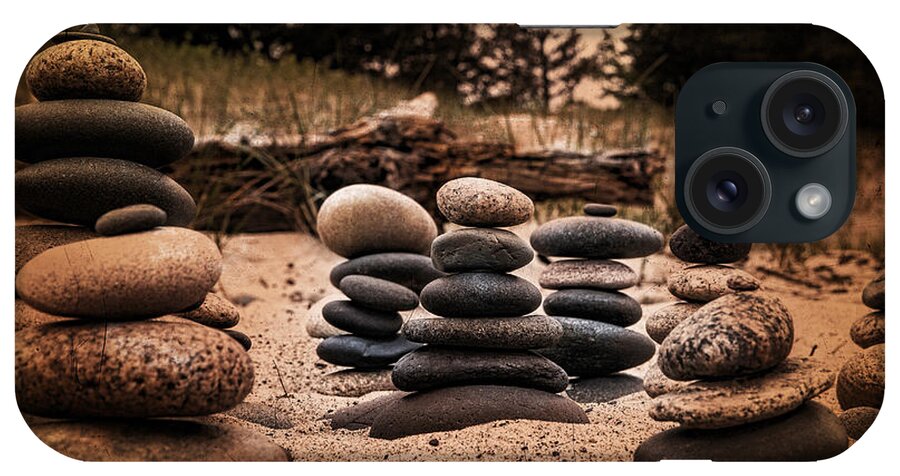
[338,275,419,311]
[538,316,656,378]
[419,272,542,318]
[543,289,642,326]
[567,374,645,404]
[330,253,446,294]
[431,227,533,272]
[224,330,252,351]
[95,204,167,236]
[402,315,562,349]
[530,216,664,259]
[316,335,421,369]
[322,300,402,337]
[583,203,617,217]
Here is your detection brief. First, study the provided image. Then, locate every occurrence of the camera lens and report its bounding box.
[761,70,849,158]
[684,147,771,234]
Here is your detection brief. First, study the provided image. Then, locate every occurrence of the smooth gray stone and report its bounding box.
[431,227,533,272]
[543,289,642,326]
[330,252,446,294]
[567,374,644,403]
[530,216,664,259]
[338,275,419,311]
[316,335,421,369]
[420,272,542,318]
[402,315,562,349]
[583,203,617,217]
[538,316,655,377]
[95,204,167,235]
[322,300,403,337]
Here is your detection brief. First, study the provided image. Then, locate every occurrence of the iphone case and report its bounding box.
[13,23,884,461]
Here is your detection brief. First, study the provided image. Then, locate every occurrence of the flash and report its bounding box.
[795,183,832,220]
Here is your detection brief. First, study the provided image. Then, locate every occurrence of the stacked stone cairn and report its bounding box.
[634,225,847,461]
[367,177,588,440]
[14,27,284,460]
[314,184,444,369]
[836,272,884,440]
[529,204,660,384]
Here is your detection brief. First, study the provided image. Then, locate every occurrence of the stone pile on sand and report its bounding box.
[634,225,847,461]
[14,27,284,461]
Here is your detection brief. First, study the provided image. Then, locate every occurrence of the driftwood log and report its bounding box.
[170,98,665,233]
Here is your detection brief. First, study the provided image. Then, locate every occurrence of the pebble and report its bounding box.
[402,315,562,349]
[539,259,639,290]
[543,289,642,326]
[837,344,885,410]
[530,216,664,259]
[839,407,879,440]
[650,358,834,429]
[225,401,294,429]
[26,39,146,101]
[338,275,419,311]
[645,302,702,344]
[420,272,542,317]
[658,293,794,380]
[15,100,195,167]
[30,419,288,461]
[369,385,588,440]
[583,203,617,217]
[436,177,534,227]
[305,293,346,338]
[316,184,437,258]
[16,320,253,418]
[16,227,221,319]
[634,402,847,461]
[224,330,252,351]
[431,227,533,272]
[392,346,569,393]
[850,312,885,348]
[316,335,422,369]
[174,293,241,329]
[330,252,446,293]
[538,317,656,377]
[862,272,885,310]
[322,300,403,337]
[16,157,197,228]
[567,374,644,404]
[668,224,752,263]
[15,224,97,273]
[667,265,760,302]
[643,360,691,398]
[95,204,167,235]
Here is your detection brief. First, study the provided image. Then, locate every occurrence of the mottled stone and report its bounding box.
[431,227,533,272]
[16,157,196,228]
[839,407,879,440]
[224,330,252,351]
[16,227,221,319]
[583,203,617,217]
[95,204,167,235]
[330,252,446,293]
[658,293,794,380]
[392,346,569,393]
[634,402,848,461]
[225,401,294,429]
[16,321,253,418]
[420,272,542,317]
[567,374,644,404]
[645,302,703,344]
[322,300,403,337]
[850,312,885,348]
[539,259,638,290]
[643,360,691,398]
[862,272,885,310]
[667,265,760,302]
[316,335,421,369]
[369,385,588,440]
[650,358,834,429]
[30,419,287,461]
[305,294,345,338]
[175,293,241,329]
[543,289,642,326]
[436,177,534,227]
[837,344,885,410]
[15,100,195,167]
[316,184,437,258]
[402,315,562,349]
[538,317,655,377]
[15,224,97,273]
[530,216,664,259]
[26,40,146,101]
[668,224,752,264]
[339,275,419,311]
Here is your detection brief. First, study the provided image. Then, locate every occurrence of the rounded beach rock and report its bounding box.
[26,39,146,101]
[329,252,445,293]
[338,275,419,311]
[15,100,194,167]
[583,203,617,217]
[316,184,437,258]
[658,293,794,380]
[667,265,760,302]
[305,294,345,338]
[538,317,655,377]
[316,335,421,369]
[392,346,569,393]
[850,312,885,348]
[16,320,253,418]
[649,358,834,429]
[436,177,534,227]
[645,302,703,344]
[16,227,221,319]
[837,344,885,410]
[862,272,885,310]
[95,204,167,235]
[16,157,196,228]
[369,385,588,440]
[530,216,664,259]
[668,224,752,264]
[539,259,638,290]
[420,272,542,317]
[402,315,562,349]
[634,402,848,461]
[543,289,642,326]
[174,293,241,329]
[431,227,533,272]
[839,407,879,440]
[15,224,97,273]
[322,300,403,337]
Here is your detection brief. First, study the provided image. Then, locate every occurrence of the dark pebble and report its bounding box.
[583,203,617,217]
[431,227,533,272]
[668,224,751,264]
[316,335,421,369]
[420,272,541,318]
[402,315,562,349]
[322,300,403,337]
[338,275,419,311]
[330,252,446,294]
[543,289,642,326]
[538,316,655,378]
[530,216,664,259]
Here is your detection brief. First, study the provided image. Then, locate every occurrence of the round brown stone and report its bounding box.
[95,204,167,235]
[850,312,885,348]
[862,272,884,310]
[645,302,702,344]
[837,344,885,410]
[539,259,638,290]
[26,39,146,101]
[667,264,760,302]
[436,177,534,227]
[16,320,254,418]
[15,224,97,274]
[402,315,562,349]
[839,407,879,440]
[174,293,241,329]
